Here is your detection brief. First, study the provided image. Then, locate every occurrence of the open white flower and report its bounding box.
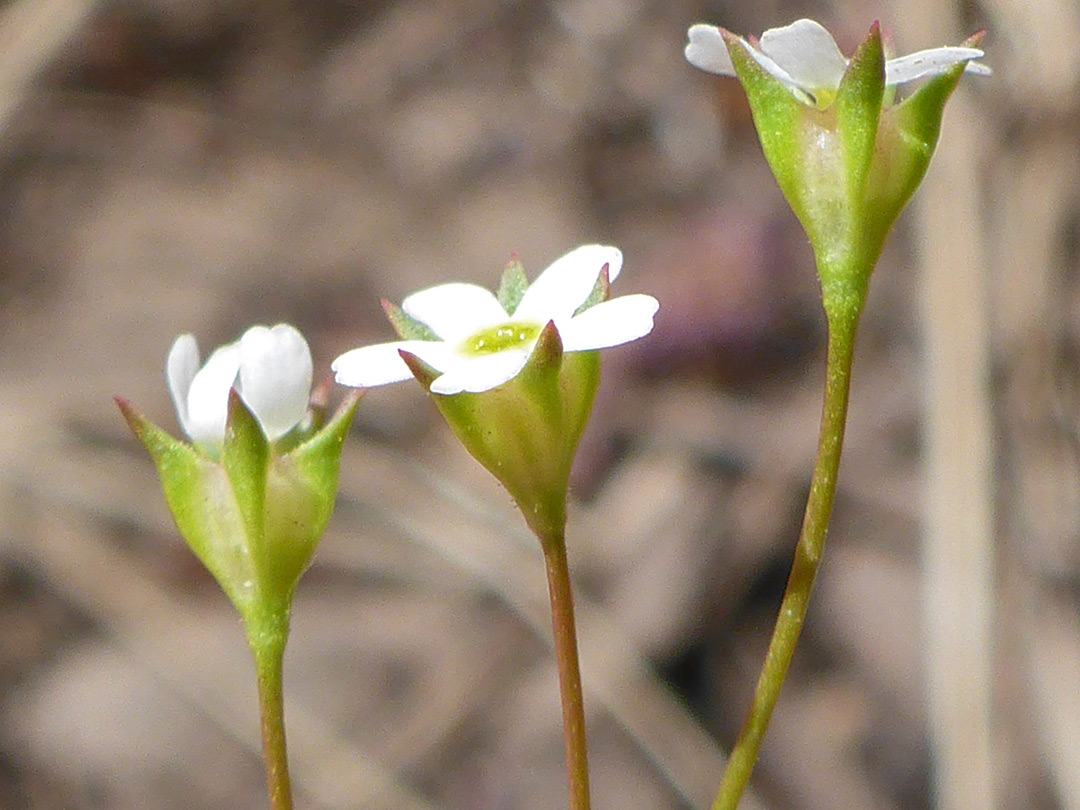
[332,244,659,396]
[685,18,990,107]
[167,323,313,446]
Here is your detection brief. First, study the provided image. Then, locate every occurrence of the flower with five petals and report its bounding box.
[333,244,658,538]
[331,244,659,396]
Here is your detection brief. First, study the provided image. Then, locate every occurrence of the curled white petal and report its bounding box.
[515,244,623,324]
[166,334,200,437]
[403,283,507,342]
[758,19,848,95]
[184,343,241,446]
[237,324,312,440]
[430,349,532,395]
[885,46,987,85]
[684,24,734,75]
[560,294,660,352]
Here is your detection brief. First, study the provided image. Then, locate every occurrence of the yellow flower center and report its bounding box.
[463,322,541,355]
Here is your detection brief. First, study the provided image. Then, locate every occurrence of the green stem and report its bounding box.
[249,615,294,810]
[539,528,591,810]
[712,307,860,810]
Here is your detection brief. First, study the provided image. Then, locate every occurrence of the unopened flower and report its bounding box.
[332,244,659,395]
[168,324,313,449]
[118,323,358,622]
[685,18,989,109]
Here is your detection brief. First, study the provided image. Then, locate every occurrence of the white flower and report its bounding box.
[685,19,990,108]
[332,244,659,396]
[167,323,313,446]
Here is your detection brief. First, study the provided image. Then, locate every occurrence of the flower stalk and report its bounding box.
[332,247,659,810]
[539,528,591,810]
[713,303,860,810]
[249,612,294,810]
[684,17,989,807]
[119,323,359,810]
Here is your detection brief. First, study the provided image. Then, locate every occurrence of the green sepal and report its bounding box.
[402,324,601,539]
[724,29,807,218]
[383,299,438,341]
[222,389,269,572]
[864,48,973,256]
[573,263,611,316]
[497,257,529,315]
[117,391,361,624]
[117,397,258,615]
[817,24,885,316]
[255,390,361,609]
[725,24,978,325]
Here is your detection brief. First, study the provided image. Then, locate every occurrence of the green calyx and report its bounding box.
[401,322,601,539]
[118,391,360,625]
[725,24,978,324]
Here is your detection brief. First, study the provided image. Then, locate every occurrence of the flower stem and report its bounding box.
[249,614,294,810]
[538,528,591,810]
[712,306,860,810]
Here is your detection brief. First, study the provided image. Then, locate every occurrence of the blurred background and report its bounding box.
[0,0,1077,808]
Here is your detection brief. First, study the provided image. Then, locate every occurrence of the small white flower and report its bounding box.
[685,19,990,107]
[332,244,660,396]
[167,323,313,446]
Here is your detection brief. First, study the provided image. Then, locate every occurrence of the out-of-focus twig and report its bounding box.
[891,5,996,810]
[894,28,997,810]
[0,0,99,137]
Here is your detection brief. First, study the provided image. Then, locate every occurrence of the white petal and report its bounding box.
[429,349,532,395]
[559,295,659,351]
[166,334,200,437]
[402,283,507,342]
[758,18,847,96]
[515,244,623,324]
[237,324,312,440]
[684,24,735,75]
[332,340,447,387]
[885,47,986,85]
[734,39,816,105]
[184,343,241,445]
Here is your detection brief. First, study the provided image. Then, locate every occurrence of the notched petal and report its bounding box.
[684,24,735,75]
[238,324,313,441]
